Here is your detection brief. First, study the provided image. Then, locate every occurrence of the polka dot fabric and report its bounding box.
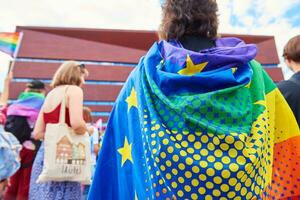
[139,63,300,199]
[139,73,273,199]
[142,111,274,199]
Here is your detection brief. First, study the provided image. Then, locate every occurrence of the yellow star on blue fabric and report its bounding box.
[117,137,133,167]
[231,67,237,74]
[178,55,208,76]
[125,87,138,111]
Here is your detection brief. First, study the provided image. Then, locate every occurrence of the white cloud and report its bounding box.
[0,0,161,31]
[217,0,300,78]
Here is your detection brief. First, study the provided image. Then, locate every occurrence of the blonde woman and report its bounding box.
[29,61,92,200]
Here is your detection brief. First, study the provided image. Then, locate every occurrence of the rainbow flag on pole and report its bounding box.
[0,32,21,57]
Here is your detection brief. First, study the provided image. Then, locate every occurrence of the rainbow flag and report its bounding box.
[89,38,300,199]
[0,32,21,57]
[7,92,45,124]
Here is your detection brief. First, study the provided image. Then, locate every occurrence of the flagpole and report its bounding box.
[13,31,23,58]
[10,31,24,72]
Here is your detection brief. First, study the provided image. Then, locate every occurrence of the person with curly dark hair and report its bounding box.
[89,1,300,199]
[159,0,218,42]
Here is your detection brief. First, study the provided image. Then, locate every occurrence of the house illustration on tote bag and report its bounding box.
[56,136,86,165]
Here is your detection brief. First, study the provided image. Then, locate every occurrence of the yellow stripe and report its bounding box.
[266,88,300,143]
[254,100,266,107]
[245,81,251,88]
[249,88,299,187]
[0,37,18,44]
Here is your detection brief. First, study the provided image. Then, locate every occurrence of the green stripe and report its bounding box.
[0,40,17,49]
[249,60,277,121]
[18,92,45,100]
[249,60,276,94]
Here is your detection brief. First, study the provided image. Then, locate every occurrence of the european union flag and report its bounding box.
[88,38,300,199]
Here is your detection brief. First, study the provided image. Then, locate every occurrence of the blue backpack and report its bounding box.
[0,126,22,181]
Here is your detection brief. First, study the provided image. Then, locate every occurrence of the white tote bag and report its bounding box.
[37,93,91,184]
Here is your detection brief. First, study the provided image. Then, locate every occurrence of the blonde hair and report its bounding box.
[51,61,88,88]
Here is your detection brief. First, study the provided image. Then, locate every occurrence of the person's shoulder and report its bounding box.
[66,85,83,95]
[277,79,297,91]
[277,79,289,88]
[277,80,300,100]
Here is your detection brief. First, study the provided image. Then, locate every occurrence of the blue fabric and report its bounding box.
[29,144,82,200]
[0,125,21,181]
[152,39,256,95]
[88,38,257,199]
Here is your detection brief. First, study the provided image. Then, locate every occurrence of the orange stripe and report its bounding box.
[264,135,300,199]
[0,33,19,44]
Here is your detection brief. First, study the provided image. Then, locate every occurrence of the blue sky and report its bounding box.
[284,3,300,26]
[1,0,300,90]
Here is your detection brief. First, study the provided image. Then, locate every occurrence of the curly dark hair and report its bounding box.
[159,0,219,41]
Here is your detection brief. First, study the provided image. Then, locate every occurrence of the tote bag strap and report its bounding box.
[58,86,69,124]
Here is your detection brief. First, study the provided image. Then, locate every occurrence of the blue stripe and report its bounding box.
[84,101,115,106]
[91,112,111,116]
[262,64,279,68]
[12,78,125,85]
[15,58,137,67]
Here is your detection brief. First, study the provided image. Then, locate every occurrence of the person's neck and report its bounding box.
[178,35,215,52]
[292,63,300,73]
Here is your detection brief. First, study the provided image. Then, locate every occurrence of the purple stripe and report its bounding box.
[7,104,40,122]
[0,45,14,56]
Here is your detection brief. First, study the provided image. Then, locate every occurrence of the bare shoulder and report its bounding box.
[43,85,82,109]
[66,86,83,100]
[67,85,83,95]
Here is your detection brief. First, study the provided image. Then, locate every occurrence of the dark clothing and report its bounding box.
[5,115,33,144]
[179,35,216,52]
[277,71,300,126]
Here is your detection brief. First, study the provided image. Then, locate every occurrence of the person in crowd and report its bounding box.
[278,35,300,126]
[4,79,45,200]
[98,127,105,148]
[0,69,13,125]
[29,61,92,200]
[0,70,21,199]
[89,0,300,199]
[95,118,105,148]
[82,107,99,200]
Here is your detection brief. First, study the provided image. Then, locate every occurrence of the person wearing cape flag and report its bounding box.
[89,0,300,199]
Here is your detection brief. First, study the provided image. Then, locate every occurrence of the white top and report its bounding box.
[87,124,99,165]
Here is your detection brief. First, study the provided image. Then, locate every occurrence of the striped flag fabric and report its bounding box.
[0,32,21,57]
